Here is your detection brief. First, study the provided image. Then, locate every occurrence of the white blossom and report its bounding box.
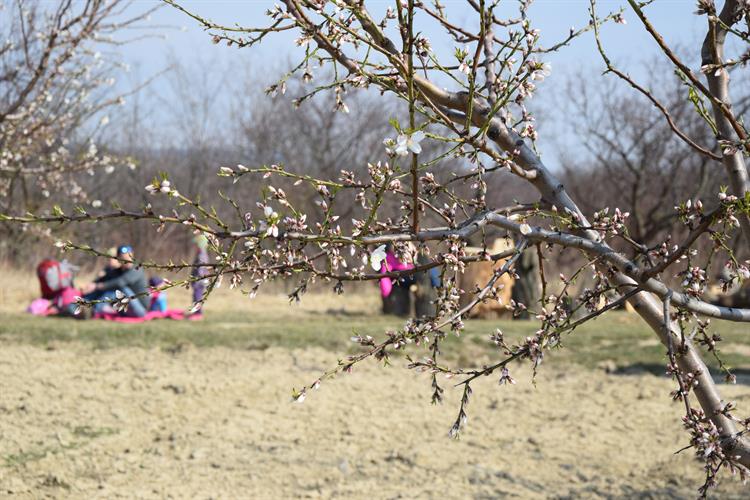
[370,244,387,271]
[394,131,425,156]
[530,62,551,81]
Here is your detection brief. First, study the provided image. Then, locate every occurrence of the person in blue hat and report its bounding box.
[81,245,148,317]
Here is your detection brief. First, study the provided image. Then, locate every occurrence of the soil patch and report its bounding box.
[0,344,748,498]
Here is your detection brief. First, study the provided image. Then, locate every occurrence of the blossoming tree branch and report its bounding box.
[0,0,155,212]
[3,0,750,494]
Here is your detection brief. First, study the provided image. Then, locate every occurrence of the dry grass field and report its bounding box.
[1,268,749,498]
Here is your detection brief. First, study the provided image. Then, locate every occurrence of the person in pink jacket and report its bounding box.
[372,244,414,316]
[378,249,414,297]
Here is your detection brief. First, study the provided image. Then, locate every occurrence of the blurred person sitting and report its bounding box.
[94,247,120,283]
[29,259,80,317]
[81,245,148,317]
[148,276,168,312]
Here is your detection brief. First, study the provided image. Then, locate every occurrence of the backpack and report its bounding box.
[37,259,75,299]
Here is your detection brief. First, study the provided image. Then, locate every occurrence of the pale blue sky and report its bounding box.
[109,1,723,166]
[119,0,705,81]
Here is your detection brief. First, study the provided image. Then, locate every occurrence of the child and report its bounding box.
[148,276,168,312]
[190,234,209,316]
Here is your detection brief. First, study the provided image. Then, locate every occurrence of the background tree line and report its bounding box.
[0,1,745,298]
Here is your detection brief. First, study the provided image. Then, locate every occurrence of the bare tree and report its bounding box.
[0,0,153,260]
[561,73,726,249]
[239,77,404,226]
[5,0,750,494]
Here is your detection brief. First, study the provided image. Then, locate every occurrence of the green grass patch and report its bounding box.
[71,425,119,439]
[2,305,750,375]
[3,425,118,468]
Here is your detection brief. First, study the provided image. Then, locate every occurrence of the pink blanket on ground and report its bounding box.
[27,300,202,322]
[93,309,202,323]
[27,298,52,315]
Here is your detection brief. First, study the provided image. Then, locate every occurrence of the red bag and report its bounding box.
[37,259,75,299]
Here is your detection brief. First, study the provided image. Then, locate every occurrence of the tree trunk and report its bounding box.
[511,247,541,320]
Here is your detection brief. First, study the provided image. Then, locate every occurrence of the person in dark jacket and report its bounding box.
[82,245,148,317]
[94,247,120,284]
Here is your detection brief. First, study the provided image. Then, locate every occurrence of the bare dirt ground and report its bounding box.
[0,342,748,499]
[1,269,748,498]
